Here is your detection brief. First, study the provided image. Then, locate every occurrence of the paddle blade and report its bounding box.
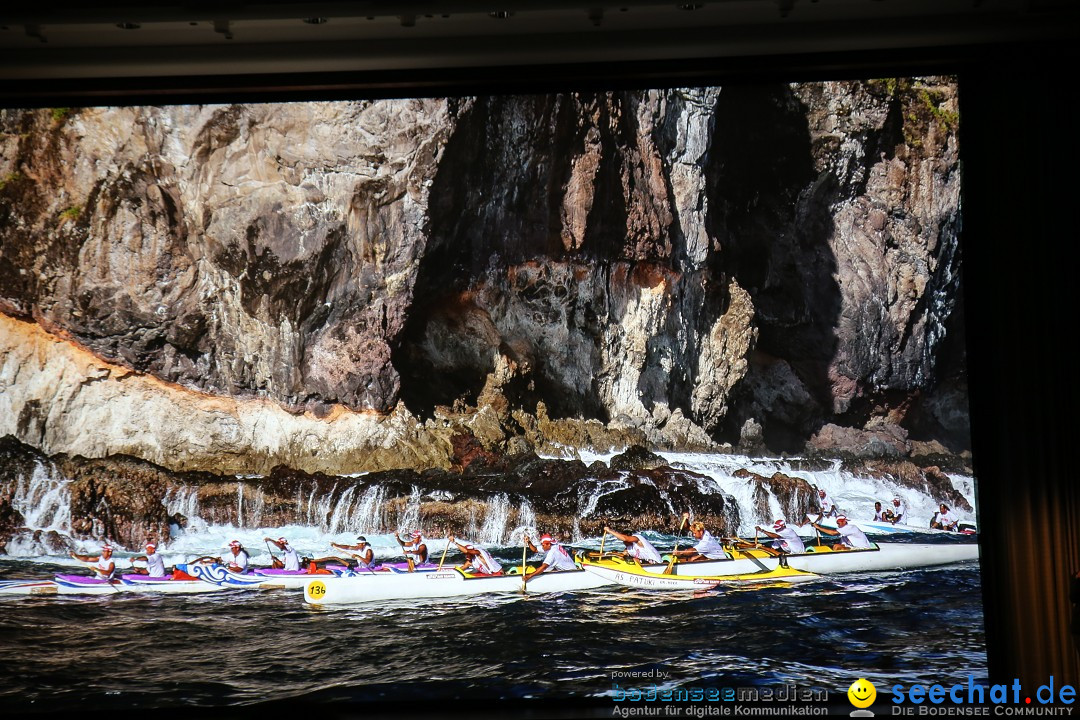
[521,539,528,592]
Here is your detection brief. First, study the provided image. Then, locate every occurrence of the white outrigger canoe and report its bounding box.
[303,567,611,605]
[0,573,227,596]
[794,518,977,537]
[635,541,979,577]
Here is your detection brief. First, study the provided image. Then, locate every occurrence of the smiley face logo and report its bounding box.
[848,678,877,708]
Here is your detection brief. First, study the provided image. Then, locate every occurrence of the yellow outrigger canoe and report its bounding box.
[578,555,819,590]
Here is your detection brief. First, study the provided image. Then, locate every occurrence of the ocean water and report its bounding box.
[0,453,985,717]
[0,546,984,717]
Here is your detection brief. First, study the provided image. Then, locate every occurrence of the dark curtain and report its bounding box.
[962,43,1080,687]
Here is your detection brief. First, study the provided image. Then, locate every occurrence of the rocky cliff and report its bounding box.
[0,78,965,475]
[0,436,972,552]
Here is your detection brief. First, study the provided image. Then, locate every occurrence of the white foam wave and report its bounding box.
[2,452,976,563]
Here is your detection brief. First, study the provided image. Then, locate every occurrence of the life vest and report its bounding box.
[307,561,332,575]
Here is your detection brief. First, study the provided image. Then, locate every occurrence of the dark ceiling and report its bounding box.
[1,1,1078,100]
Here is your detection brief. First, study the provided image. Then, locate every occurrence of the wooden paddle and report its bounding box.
[396,533,416,572]
[438,534,451,571]
[520,534,528,593]
[663,514,689,575]
[264,539,281,569]
[339,545,375,572]
[735,549,772,573]
[324,544,374,574]
[349,552,377,574]
[73,554,121,592]
[126,557,156,577]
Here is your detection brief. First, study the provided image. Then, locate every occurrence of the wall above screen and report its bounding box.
[2,0,1078,86]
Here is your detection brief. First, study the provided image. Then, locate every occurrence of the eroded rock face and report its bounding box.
[799,80,962,413]
[62,454,191,548]
[0,437,741,547]
[0,79,966,471]
[808,422,911,459]
[0,436,972,551]
[1,101,454,414]
[0,496,25,553]
[733,469,819,526]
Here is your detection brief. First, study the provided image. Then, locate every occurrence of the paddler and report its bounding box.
[873,502,886,521]
[70,543,117,579]
[265,536,301,571]
[798,488,837,526]
[753,519,806,554]
[817,488,840,521]
[930,503,960,532]
[129,541,168,577]
[809,515,871,551]
[394,530,429,569]
[887,496,909,525]
[447,536,503,575]
[331,535,375,569]
[603,525,664,563]
[522,533,578,580]
[221,540,251,572]
[670,517,728,562]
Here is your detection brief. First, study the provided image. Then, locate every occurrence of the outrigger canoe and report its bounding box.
[794,519,977,537]
[632,540,979,577]
[579,556,817,590]
[175,563,340,589]
[0,573,227,596]
[303,566,611,605]
[177,561,439,590]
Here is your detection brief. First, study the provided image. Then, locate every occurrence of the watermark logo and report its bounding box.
[848,678,877,717]
[608,674,830,716]
[843,675,1076,715]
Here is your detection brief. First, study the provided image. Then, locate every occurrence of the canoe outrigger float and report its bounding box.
[633,540,979,577]
[303,566,610,605]
[578,556,818,590]
[0,573,227,596]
